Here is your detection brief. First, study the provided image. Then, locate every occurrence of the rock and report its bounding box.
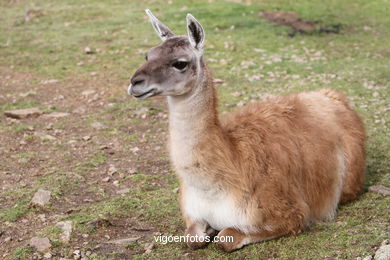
[73,250,81,259]
[4,108,43,119]
[91,121,106,130]
[375,244,390,260]
[102,177,110,182]
[230,91,241,97]
[42,79,59,85]
[19,91,37,97]
[56,221,72,243]
[4,236,11,242]
[130,147,140,154]
[363,256,373,260]
[72,107,86,114]
[42,112,70,118]
[34,132,57,141]
[369,185,390,196]
[134,107,148,117]
[29,237,52,252]
[117,188,130,195]
[107,165,118,176]
[172,187,179,193]
[143,242,154,254]
[106,237,141,245]
[84,47,96,54]
[213,78,224,84]
[81,89,96,97]
[82,136,91,141]
[31,189,51,206]
[128,168,137,174]
[43,252,52,259]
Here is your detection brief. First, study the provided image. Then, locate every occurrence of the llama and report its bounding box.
[128,10,366,252]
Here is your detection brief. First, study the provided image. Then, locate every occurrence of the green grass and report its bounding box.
[1,0,389,259]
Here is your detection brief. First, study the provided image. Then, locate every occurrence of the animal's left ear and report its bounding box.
[186,14,205,52]
[146,9,175,41]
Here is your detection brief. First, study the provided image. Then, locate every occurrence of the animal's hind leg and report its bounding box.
[215,226,302,252]
[339,136,365,204]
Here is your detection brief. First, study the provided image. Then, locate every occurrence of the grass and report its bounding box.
[0,0,389,259]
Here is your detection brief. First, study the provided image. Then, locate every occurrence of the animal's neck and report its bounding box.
[167,63,222,168]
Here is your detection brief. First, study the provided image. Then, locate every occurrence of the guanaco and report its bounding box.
[128,10,366,252]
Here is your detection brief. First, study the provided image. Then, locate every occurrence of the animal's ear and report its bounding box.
[145,9,174,41]
[186,13,205,51]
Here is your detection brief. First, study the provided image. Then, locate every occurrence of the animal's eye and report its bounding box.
[172,61,188,70]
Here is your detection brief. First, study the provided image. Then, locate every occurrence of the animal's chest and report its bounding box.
[182,184,251,232]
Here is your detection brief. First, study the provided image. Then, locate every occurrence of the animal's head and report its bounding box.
[128,9,206,99]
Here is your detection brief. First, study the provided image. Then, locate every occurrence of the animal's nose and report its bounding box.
[131,77,145,86]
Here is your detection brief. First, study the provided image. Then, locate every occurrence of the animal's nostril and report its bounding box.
[132,78,145,86]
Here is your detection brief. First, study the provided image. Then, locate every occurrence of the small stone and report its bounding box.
[73,250,81,260]
[43,252,52,259]
[113,180,120,187]
[31,189,51,206]
[29,237,52,252]
[374,244,390,260]
[143,242,154,254]
[107,165,118,176]
[56,221,72,243]
[117,188,130,195]
[231,91,241,97]
[45,123,54,130]
[81,89,96,97]
[91,122,106,129]
[363,256,373,260]
[106,237,141,245]
[369,185,390,196]
[85,251,92,256]
[4,236,11,242]
[19,91,37,97]
[213,78,224,84]
[42,112,70,118]
[134,107,149,117]
[4,108,43,119]
[102,177,110,182]
[34,132,57,141]
[99,145,109,150]
[128,168,137,174]
[172,187,179,193]
[72,107,86,114]
[42,79,59,85]
[82,234,89,239]
[82,136,91,141]
[130,147,140,154]
[84,47,96,54]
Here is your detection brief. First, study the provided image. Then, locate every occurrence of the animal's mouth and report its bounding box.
[133,88,159,99]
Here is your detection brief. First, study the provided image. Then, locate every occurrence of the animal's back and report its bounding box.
[221,89,365,225]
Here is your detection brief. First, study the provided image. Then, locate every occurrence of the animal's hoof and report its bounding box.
[216,240,238,253]
[215,228,243,252]
[186,240,208,250]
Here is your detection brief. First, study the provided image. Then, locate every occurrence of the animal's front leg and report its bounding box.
[184,216,217,250]
[215,226,297,252]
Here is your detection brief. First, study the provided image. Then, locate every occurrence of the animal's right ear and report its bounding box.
[145,9,174,41]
